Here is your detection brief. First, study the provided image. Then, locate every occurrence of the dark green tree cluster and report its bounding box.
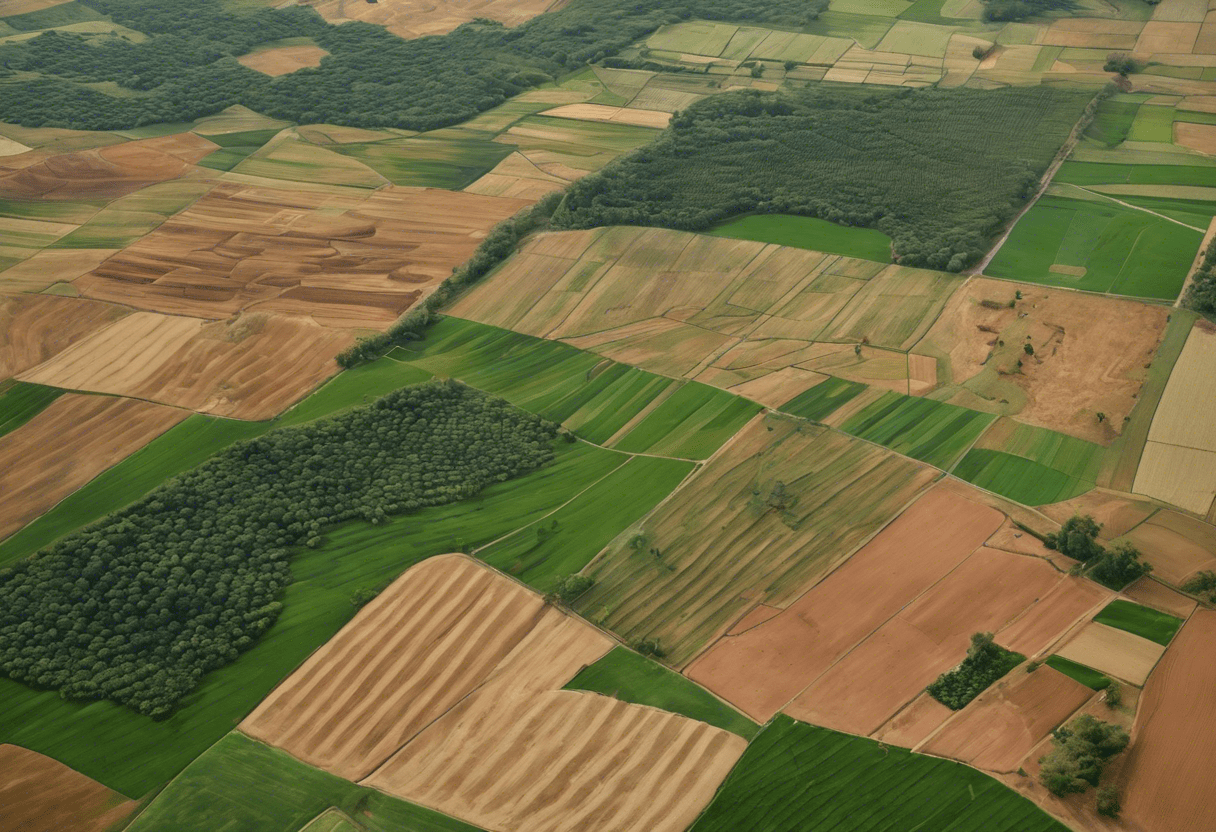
[1184,236,1216,313]
[0,0,825,130]
[1045,515,1152,590]
[0,382,557,717]
[1103,52,1141,76]
[979,0,1076,22]
[551,85,1092,270]
[927,632,1024,709]
[1181,569,1216,602]
[1039,714,1129,798]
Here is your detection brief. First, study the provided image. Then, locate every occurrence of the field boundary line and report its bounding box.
[1057,182,1205,233]
[1174,215,1216,307]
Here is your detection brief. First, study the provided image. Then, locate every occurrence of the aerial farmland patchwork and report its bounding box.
[1,0,1215,829]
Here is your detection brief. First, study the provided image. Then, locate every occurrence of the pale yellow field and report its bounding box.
[463,151,570,199]
[0,249,116,293]
[540,104,673,129]
[1055,621,1166,686]
[1133,442,1216,515]
[237,44,329,77]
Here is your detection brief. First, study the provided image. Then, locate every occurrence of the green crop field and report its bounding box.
[612,380,762,459]
[49,182,211,249]
[276,359,433,427]
[1055,161,1216,188]
[779,377,867,422]
[196,127,283,171]
[953,450,1093,506]
[708,215,894,262]
[1094,599,1184,646]
[126,732,482,832]
[1127,105,1175,143]
[332,135,515,189]
[564,647,759,738]
[1083,100,1141,147]
[690,716,1070,832]
[0,439,624,797]
[479,454,694,591]
[0,382,63,440]
[1045,655,1112,690]
[840,392,995,469]
[986,193,1202,299]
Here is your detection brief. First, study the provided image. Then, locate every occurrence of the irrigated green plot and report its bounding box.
[841,391,995,469]
[953,449,1093,506]
[708,214,893,262]
[612,380,761,459]
[1045,655,1111,690]
[1055,161,1216,188]
[1127,104,1175,143]
[0,197,104,223]
[986,194,1202,299]
[125,732,483,832]
[1083,100,1140,147]
[1094,599,1183,646]
[690,715,1070,832]
[0,381,63,440]
[479,454,694,591]
[332,134,516,189]
[564,646,759,738]
[779,376,867,422]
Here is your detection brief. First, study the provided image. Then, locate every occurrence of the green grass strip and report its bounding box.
[1093,599,1183,646]
[564,646,759,739]
[0,382,63,440]
[125,732,483,832]
[1045,655,1111,690]
[779,376,867,422]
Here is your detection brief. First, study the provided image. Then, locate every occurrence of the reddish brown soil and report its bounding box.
[1121,578,1197,619]
[725,604,782,636]
[873,693,954,749]
[0,745,136,832]
[1041,490,1157,543]
[0,294,127,380]
[1121,510,1216,585]
[1119,611,1216,832]
[921,666,1094,773]
[996,576,1112,658]
[684,486,1004,721]
[0,395,187,540]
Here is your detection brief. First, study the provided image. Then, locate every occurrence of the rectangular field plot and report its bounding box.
[840,391,996,468]
[646,21,739,57]
[1094,599,1184,645]
[985,193,1203,299]
[779,376,868,421]
[331,134,516,189]
[611,381,761,459]
[953,420,1105,505]
[1054,621,1166,685]
[689,716,1070,832]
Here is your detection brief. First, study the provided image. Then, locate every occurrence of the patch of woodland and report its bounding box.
[0,381,557,718]
[927,632,1025,710]
[551,85,1093,271]
[1039,714,1130,818]
[1046,515,1152,590]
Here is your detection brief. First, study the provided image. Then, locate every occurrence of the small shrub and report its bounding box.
[1023,343,1035,356]
[1104,681,1122,709]
[1096,785,1121,818]
[635,637,666,658]
[349,585,384,608]
[553,574,595,604]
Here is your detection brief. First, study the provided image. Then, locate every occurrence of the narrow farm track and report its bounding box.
[1057,183,1205,232]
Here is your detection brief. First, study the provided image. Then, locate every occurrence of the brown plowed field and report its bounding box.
[74,184,528,324]
[1055,622,1166,686]
[0,395,187,540]
[246,554,746,832]
[910,278,1168,443]
[873,693,953,749]
[921,666,1093,773]
[300,0,562,39]
[685,486,1002,721]
[1121,577,1197,619]
[0,745,136,832]
[1120,509,1216,585]
[0,294,127,380]
[0,134,216,200]
[995,577,1111,657]
[1119,610,1216,832]
[785,547,1062,736]
[1042,489,1157,543]
[19,311,354,420]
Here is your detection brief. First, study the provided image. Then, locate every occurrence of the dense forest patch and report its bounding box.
[0,0,827,130]
[0,381,557,717]
[552,85,1093,270]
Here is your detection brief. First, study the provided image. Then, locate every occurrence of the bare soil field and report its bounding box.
[1121,508,1216,584]
[1118,610,1216,832]
[0,134,217,200]
[1122,577,1197,619]
[1055,622,1166,686]
[921,666,1093,773]
[911,278,1169,443]
[0,249,117,293]
[237,44,330,76]
[685,486,1002,721]
[19,311,354,420]
[1042,489,1157,543]
[995,577,1112,658]
[300,0,563,39]
[1174,120,1216,154]
[0,394,187,540]
[0,293,127,380]
[785,546,1063,736]
[74,184,528,325]
[579,414,938,668]
[246,554,747,832]
[873,693,954,749]
[0,745,136,832]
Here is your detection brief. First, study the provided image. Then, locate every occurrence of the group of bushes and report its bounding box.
[1039,714,1129,817]
[0,0,826,130]
[1045,515,1152,590]
[1184,235,1216,314]
[551,84,1092,271]
[927,632,1024,709]
[979,0,1075,21]
[0,382,557,716]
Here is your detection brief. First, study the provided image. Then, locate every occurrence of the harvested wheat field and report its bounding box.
[237,44,330,76]
[0,745,136,832]
[540,104,673,129]
[463,152,570,200]
[1118,610,1216,832]
[0,133,216,200]
[300,0,562,39]
[0,294,127,380]
[0,249,117,293]
[74,184,528,324]
[577,413,938,669]
[995,577,1112,658]
[0,395,187,540]
[1054,621,1166,686]
[786,546,1063,736]
[921,666,1093,773]
[1175,120,1216,154]
[911,278,1168,443]
[685,486,1002,721]
[19,311,354,420]
[245,554,747,832]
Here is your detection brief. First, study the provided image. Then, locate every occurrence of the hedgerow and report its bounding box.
[551,85,1094,270]
[0,382,557,717]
